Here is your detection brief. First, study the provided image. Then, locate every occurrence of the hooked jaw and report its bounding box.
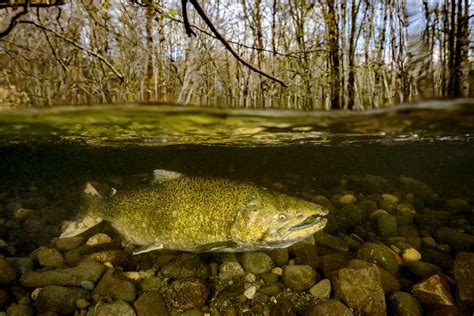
[281,206,329,241]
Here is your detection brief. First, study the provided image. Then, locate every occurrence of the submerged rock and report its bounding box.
[434,227,474,252]
[165,277,208,311]
[304,299,353,316]
[161,253,209,280]
[6,303,34,316]
[356,242,399,274]
[20,260,106,287]
[89,300,136,316]
[35,285,89,314]
[411,274,453,307]
[282,265,317,291]
[241,252,275,275]
[0,256,16,284]
[36,247,64,268]
[453,252,474,306]
[134,292,170,316]
[309,279,331,300]
[333,264,386,315]
[93,268,137,303]
[388,292,423,316]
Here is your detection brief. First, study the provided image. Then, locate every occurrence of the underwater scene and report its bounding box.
[0,99,473,315]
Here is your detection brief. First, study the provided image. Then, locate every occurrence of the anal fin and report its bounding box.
[60,216,103,238]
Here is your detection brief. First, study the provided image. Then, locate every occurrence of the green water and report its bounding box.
[0,99,472,195]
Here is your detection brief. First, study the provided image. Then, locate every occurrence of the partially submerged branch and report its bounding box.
[181,0,288,87]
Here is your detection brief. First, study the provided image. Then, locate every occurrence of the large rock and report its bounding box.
[161,253,209,279]
[347,259,400,294]
[356,242,399,274]
[240,252,275,275]
[388,292,423,316]
[35,285,89,314]
[406,261,442,280]
[304,299,353,316]
[282,265,317,291]
[20,260,106,287]
[376,214,398,239]
[411,274,453,307]
[134,292,170,316]
[93,268,137,303]
[453,252,474,306]
[333,264,386,315]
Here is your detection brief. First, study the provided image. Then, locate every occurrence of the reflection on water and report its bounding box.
[0,99,472,146]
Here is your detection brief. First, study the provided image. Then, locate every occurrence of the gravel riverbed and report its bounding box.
[0,174,473,315]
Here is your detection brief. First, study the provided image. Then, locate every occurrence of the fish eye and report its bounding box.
[278,214,287,221]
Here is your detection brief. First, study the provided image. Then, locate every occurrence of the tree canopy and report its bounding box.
[0,0,471,109]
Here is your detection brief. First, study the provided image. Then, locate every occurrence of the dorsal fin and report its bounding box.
[152,169,184,184]
[84,182,102,197]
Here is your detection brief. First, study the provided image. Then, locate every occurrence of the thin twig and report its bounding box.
[183,0,288,87]
[0,3,29,38]
[18,20,125,82]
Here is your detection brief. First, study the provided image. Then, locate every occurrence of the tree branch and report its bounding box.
[182,0,288,87]
[18,20,125,82]
[0,3,29,38]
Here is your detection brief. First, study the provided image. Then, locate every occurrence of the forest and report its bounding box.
[0,0,472,110]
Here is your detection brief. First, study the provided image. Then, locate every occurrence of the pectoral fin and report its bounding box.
[60,216,103,238]
[132,243,164,255]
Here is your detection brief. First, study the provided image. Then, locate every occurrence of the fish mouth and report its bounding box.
[283,214,327,240]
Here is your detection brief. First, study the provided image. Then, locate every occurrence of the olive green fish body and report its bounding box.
[61,171,328,253]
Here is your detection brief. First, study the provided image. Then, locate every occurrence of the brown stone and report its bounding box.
[165,277,208,311]
[453,252,474,306]
[411,274,453,307]
[304,299,353,316]
[333,264,386,315]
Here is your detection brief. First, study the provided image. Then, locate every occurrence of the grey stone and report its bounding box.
[453,252,474,306]
[35,285,89,314]
[93,268,137,303]
[356,242,399,274]
[134,292,170,316]
[80,280,95,290]
[282,265,317,291]
[90,300,136,316]
[139,276,162,292]
[0,256,16,284]
[333,264,386,316]
[389,292,423,316]
[376,214,398,238]
[37,247,64,268]
[309,279,331,300]
[240,252,275,275]
[20,260,106,287]
[161,253,209,280]
[304,299,353,316]
[6,303,34,316]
